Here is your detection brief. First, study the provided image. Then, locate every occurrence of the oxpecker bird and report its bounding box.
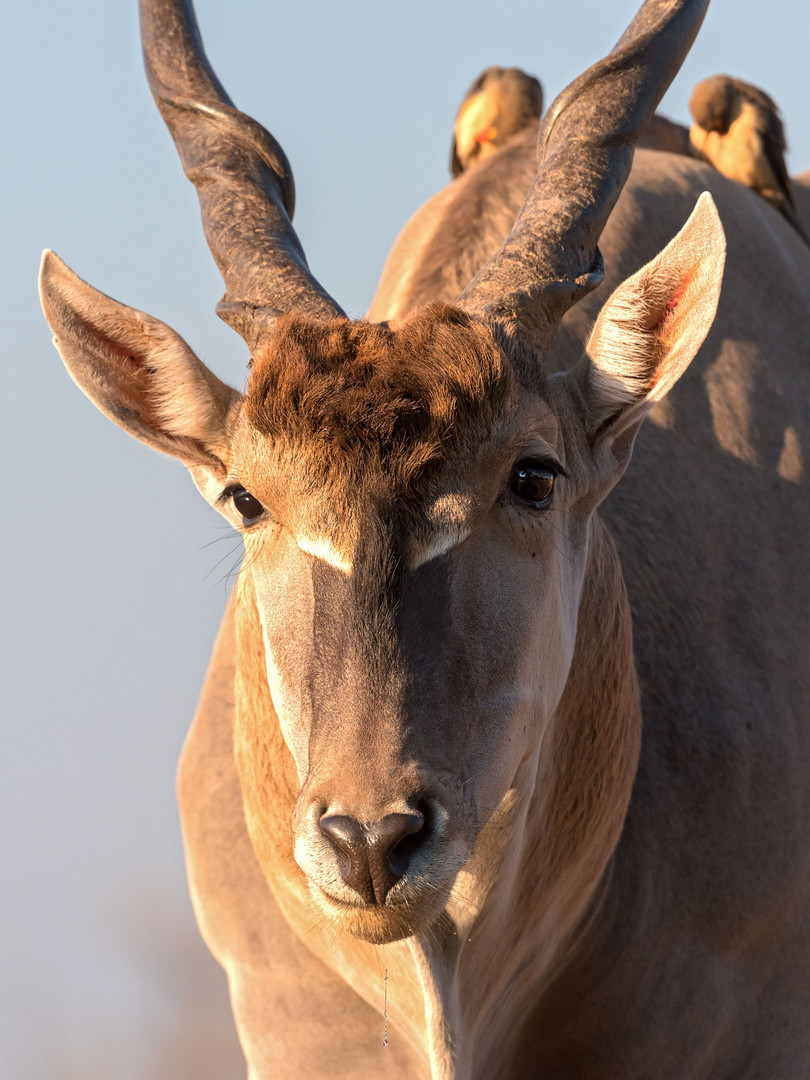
[689,74,806,239]
[451,66,543,177]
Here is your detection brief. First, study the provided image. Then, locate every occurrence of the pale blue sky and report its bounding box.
[3,1,807,1075]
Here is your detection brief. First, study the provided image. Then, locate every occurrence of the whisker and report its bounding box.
[539,519,572,564]
[204,541,244,583]
[198,530,238,553]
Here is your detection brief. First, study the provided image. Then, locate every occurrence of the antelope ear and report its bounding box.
[39,251,240,481]
[581,192,725,444]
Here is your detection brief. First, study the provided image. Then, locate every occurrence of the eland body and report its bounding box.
[39,0,810,1077]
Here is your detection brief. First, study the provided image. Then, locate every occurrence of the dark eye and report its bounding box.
[232,487,265,525]
[509,460,556,508]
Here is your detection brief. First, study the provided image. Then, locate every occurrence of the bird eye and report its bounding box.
[509,460,555,507]
[232,488,265,525]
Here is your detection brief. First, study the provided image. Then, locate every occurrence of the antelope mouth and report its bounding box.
[310,878,454,944]
[292,795,474,941]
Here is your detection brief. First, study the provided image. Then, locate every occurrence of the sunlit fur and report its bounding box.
[245,304,514,491]
[38,0,810,1075]
[40,192,728,1075]
[242,303,515,568]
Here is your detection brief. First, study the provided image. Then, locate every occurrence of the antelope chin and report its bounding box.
[310,880,452,944]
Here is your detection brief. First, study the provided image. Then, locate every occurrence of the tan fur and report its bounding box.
[240,304,516,572]
[180,152,810,1077]
[586,192,723,422]
[246,304,513,494]
[40,184,730,1077]
[38,25,810,1080]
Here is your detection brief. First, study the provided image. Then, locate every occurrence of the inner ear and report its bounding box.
[582,192,725,443]
[39,250,240,472]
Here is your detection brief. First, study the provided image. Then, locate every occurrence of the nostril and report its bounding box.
[387,830,423,879]
[318,809,432,903]
[319,814,364,854]
[370,811,426,879]
[319,814,374,902]
[319,814,365,871]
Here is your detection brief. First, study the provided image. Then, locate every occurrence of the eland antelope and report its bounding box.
[39,0,810,1076]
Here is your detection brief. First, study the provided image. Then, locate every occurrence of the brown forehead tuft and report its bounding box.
[244,303,515,488]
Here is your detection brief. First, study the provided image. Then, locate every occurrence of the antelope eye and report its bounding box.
[510,460,556,507]
[232,488,265,524]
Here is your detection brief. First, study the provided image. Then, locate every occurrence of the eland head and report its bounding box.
[39,0,723,947]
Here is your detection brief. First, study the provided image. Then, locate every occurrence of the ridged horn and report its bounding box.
[139,0,345,351]
[458,0,709,351]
